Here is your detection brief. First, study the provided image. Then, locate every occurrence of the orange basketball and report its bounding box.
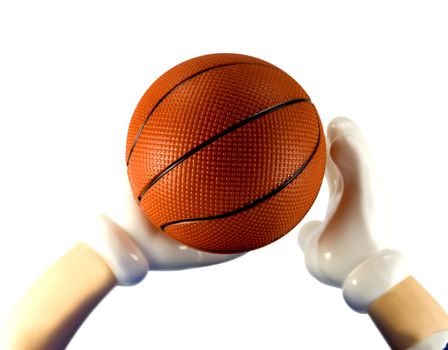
[126,53,326,254]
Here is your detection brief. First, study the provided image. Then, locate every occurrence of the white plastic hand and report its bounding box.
[299,117,390,288]
[298,117,411,314]
[298,117,448,349]
[83,163,242,285]
[109,168,242,271]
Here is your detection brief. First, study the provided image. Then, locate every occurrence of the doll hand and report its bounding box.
[83,164,242,286]
[298,117,408,311]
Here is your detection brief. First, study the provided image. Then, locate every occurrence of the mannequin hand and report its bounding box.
[84,164,242,283]
[297,117,448,349]
[0,160,243,349]
[109,168,242,271]
[298,117,389,287]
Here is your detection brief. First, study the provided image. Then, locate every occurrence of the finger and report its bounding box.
[324,135,341,195]
[297,123,347,255]
[315,117,387,285]
[145,231,244,270]
[191,250,244,269]
[327,116,368,145]
[327,117,376,198]
[120,186,245,270]
[298,220,322,251]
[324,117,364,196]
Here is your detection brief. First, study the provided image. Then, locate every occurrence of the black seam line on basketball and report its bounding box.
[126,61,277,165]
[137,97,311,202]
[159,121,321,231]
[137,97,311,201]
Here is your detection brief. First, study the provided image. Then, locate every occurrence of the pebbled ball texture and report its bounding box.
[126,53,325,254]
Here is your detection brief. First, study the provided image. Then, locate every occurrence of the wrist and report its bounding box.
[407,330,448,350]
[82,215,149,286]
[342,249,409,313]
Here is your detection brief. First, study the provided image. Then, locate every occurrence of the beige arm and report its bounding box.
[0,243,117,350]
[368,276,448,350]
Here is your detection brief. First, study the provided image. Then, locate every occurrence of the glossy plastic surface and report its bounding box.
[342,249,409,312]
[299,117,409,310]
[85,163,242,279]
[408,331,448,350]
[82,215,148,286]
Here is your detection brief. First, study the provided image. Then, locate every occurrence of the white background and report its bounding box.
[0,1,447,349]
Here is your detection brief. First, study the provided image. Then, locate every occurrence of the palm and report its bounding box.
[298,117,388,287]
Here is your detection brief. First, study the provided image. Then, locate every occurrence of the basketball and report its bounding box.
[126,53,325,254]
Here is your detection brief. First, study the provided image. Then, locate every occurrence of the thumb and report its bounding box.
[327,117,375,197]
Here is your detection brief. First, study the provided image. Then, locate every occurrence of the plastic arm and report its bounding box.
[299,117,448,349]
[368,276,448,350]
[0,243,117,350]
